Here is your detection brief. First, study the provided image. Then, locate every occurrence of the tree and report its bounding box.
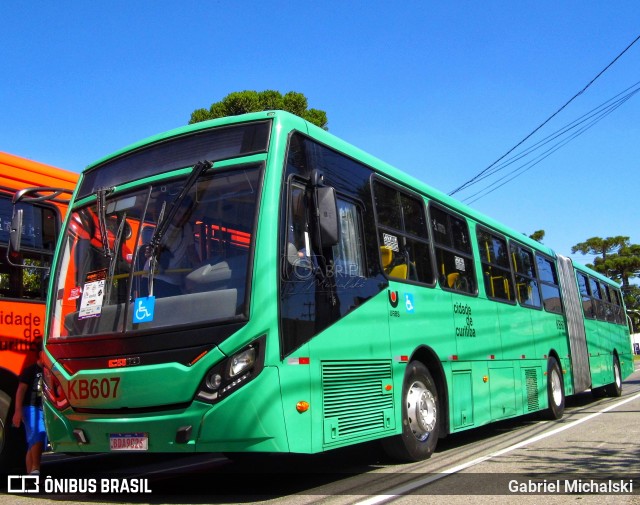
[572,236,640,330]
[571,236,629,262]
[189,90,328,130]
[528,230,545,243]
[592,244,640,292]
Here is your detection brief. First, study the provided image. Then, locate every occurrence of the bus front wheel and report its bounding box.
[381,361,439,462]
[543,357,565,420]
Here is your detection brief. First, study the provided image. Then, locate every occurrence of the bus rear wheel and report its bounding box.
[543,357,564,420]
[605,355,622,398]
[381,361,439,462]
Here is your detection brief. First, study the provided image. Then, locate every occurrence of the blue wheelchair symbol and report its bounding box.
[405,293,415,313]
[133,296,155,323]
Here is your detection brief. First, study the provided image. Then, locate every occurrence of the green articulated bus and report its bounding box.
[37,111,633,462]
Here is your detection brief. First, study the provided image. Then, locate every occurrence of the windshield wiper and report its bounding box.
[96,187,115,257]
[146,160,211,296]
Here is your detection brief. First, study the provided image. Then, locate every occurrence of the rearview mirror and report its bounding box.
[316,186,340,248]
[10,208,24,253]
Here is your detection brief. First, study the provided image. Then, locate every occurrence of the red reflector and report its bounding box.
[449,355,458,361]
[108,358,127,368]
[288,357,310,365]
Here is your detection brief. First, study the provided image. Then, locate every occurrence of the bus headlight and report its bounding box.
[205,372,222,390]
[229,348,256,377]
[195,336,265,404]
[43,366,70,410]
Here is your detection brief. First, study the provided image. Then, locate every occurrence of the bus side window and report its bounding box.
[510,242,541,308]
[332,198,365,278]
[535,253,563,314]
[430,204,475,295]
[372,179,433,285]
[609,287,624,325]
[589,277,604,320]
[576,272,594,319]
[477,227,514,303]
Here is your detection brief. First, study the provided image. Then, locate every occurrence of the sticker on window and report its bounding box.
[383,233,399,252]
[78,269,107,319]
[454,256,466,272]
[133,296,155,324]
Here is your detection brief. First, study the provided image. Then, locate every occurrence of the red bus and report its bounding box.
[0,151,77,470]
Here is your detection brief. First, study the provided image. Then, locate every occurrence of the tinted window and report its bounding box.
[431,205,475,295]
[78,122,270,199]
[535,254,562,314]
[510,243,541,308]
[279,133,384,356]
[0,194,59,301]
[373,180,434,285]
[477,228,514,303]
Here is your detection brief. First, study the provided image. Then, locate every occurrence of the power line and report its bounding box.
[462,80,640,189]
[461,82,640,204]
[448,33,640,197]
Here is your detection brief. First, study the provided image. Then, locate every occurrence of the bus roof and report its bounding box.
[0,151,78,191]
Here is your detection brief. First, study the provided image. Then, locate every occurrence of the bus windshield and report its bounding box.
[50,164,262,338]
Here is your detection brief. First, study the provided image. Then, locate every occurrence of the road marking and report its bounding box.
[355,391,640,505]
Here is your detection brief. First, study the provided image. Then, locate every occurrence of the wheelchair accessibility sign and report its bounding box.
[404,293,415,314]
[133,296,155,323]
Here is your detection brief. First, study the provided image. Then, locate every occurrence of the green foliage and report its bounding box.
[571,236,629,261]
[572,236,640,328]
[189,90,328,130]
[528,230,545,243]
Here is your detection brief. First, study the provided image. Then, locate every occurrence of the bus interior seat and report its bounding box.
[380,246,408,279]
[184,253,247,296]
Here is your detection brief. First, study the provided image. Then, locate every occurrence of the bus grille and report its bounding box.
[525,368,539,412]
[321,360,395,445]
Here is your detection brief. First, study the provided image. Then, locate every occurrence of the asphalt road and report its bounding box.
[3,362,640,505]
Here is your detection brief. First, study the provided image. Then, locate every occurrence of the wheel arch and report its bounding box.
[547,349,565,383]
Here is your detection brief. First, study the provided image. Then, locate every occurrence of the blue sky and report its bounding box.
[2,1,638,268]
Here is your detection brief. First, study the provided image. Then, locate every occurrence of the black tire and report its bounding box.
[605,355,622,398]
[543,357,565,420]
[381,361,440,462]
[0,388,27,473]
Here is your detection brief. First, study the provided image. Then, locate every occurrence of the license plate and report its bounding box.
[109,433,148,451]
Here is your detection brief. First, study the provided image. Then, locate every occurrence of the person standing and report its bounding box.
[12,346,47,475]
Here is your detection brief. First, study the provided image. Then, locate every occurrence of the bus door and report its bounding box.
[279,179,394,452]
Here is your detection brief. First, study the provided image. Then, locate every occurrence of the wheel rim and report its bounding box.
[550,368,562,406]
[406,380,437,442]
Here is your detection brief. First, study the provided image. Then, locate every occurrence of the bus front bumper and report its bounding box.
[44,366,289,454]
